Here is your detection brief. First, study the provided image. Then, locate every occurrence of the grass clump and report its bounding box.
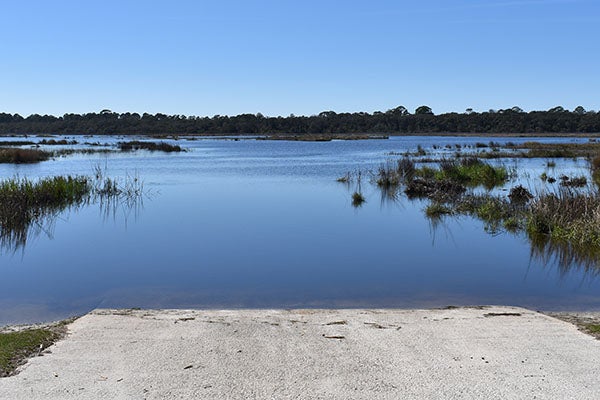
[434,158,508,189]
[336,172,351,183]
[351,191,365,207]
[560,176,587,188]
[0,148,51,164]
[376,158,415,188]
[425,203,452,218]
[0,328,59,376]
[508,185,533,205]
[39,139,77,145]
[526,191,600,250]
[119,141,183,152]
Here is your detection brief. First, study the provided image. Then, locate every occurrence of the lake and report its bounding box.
[1,135,599,325]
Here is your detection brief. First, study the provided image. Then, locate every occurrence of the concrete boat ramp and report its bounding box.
[1,306,599,399]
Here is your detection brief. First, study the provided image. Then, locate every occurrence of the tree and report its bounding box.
[386,106,409,115]
[415,106,433,115]
[574,106,586,115]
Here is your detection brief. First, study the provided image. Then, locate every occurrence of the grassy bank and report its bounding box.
[0,320,73,377]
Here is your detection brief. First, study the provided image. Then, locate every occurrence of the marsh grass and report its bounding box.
[434,158,508,189]
[351,191,365,207]
[367,153,600,269]
[336,172,351,183]
[425,187,600,269]
[0,141,36,146]
[591,155,600,187]
[425,203,453,218]
[0,170,145,252]
[38,139,77,145]
[119,141,184,152]
[352,145,600,271]
[0,148,51,163]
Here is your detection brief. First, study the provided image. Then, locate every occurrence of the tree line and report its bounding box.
[0,106,599,135]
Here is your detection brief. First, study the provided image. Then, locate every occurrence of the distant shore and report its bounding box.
[2,131,600,140]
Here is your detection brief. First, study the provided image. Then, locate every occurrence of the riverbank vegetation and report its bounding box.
[1,106,599,135]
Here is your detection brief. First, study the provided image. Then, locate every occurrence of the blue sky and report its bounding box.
[1,0,598,117]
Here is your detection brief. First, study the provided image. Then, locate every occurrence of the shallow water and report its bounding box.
[1,135,599,324]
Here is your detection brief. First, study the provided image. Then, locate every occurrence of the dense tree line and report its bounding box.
[0,106,599,135]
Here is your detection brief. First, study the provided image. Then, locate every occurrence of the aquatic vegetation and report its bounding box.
[356,149,600,271]
[0,171,145,252]
[508,185,533,204]
[0,148,51,163]
[351,191,365,207]
[0,141,36,146]
[526,191,600,250]
[590,155,600,187]
[405,177,466,202]
[119,141,184,152]
[435,188,600,268]
[376,157,507,191]
[425,203,453,218]
[38,139,78,145]
[560,176,587,188]
[336,172,351,183]
[434,158,508,189]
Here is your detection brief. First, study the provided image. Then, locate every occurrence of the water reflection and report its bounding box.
[529,235,600,277]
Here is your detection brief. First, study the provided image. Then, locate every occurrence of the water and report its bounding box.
[1,135,599,324]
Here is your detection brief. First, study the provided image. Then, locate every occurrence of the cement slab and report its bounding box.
[1,306,599,399]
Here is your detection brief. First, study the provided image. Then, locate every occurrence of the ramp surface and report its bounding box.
[1,307,599,399]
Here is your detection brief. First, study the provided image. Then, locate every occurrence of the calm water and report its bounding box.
[1,135,599,324]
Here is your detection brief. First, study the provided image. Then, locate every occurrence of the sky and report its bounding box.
[1,0,599,117]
